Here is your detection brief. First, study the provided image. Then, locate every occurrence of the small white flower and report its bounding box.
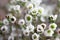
[26,3,33,9]
[40,16,46,22]
[48,15,57,21]
[37,25,44,33]
[8,5,21,13]
[1,25,8,32]
[23,29,30,36]
[25,14,32,23]
[9,16,16,23]
[49,23,57,31]
[44,29,54,37]
[29,8,38,16]
[40,23,46,29]
[32,33,39,40]
[18,19,25,25]
[37,7,44,16]
[26,24,34,32]
[3,19,9,25]
[8,36,14,40]
[31,0,42,6]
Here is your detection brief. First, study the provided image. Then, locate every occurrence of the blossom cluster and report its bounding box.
[0,0,60,40]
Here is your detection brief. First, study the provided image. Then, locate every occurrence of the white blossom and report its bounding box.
[26,24,34,32]
[3,19,9,25]
[8,36,14,40]
[18,19,25,25]
[44,29,54,37]
[32,33,39,40]
[9,16,16,23]
[37,25,44,33]
[49,23,57,31]
[25,14,32,23]
[40,23,46,29]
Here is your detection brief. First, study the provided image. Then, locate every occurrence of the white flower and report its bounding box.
[32,33,39,40]
[25,14,32,23]
[23,29,30,36]
[29,8,38,16]
[40,23,46,29]
[37,25,44,33]
[26,3,33,9]
[49,23,57,31]
[40,16,46,22]
[18,19,25,25]
[31,0,42,6]
[37,7,44,16]
[26,24,34,32]
[8,5,21,13]
[48,15,57,21]
[44,29,54,37]
[3,19,9,25]
[8,36,14,40]
[1,25,8,32]
[9,16,16,23]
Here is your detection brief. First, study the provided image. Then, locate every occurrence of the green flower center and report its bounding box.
[27,16,31,21]
[51,25,54,29]
[38,9,42,14]
[34,35,37,39]
[47,30,51,33]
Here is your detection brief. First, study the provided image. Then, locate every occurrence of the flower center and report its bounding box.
[27,16,31,21]
[51,25,54,29]
[11,18,14,21]
[38,9,42,14]
[47,30,51,33]
[34,35,37,39]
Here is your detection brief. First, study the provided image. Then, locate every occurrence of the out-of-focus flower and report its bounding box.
[8,36,14,40]
[37,25,44,33]
[44,29,54,37]
[25,14,32,23]
[18,19,25,25]
[26,3,33,9]
[40,16,46,22]
[23,29,30,36]
[48,15,57,22]
[26,24,34,32]
[40,23,46,29]
[3,19,9,25]
[1,25,8,32]
[7,5,21,13]
[32,33,39,40]
[49,23,57,31]
[37,7,44,16]
[31,0,42,6]
[29,8,38,16]
[9,16,16,23]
